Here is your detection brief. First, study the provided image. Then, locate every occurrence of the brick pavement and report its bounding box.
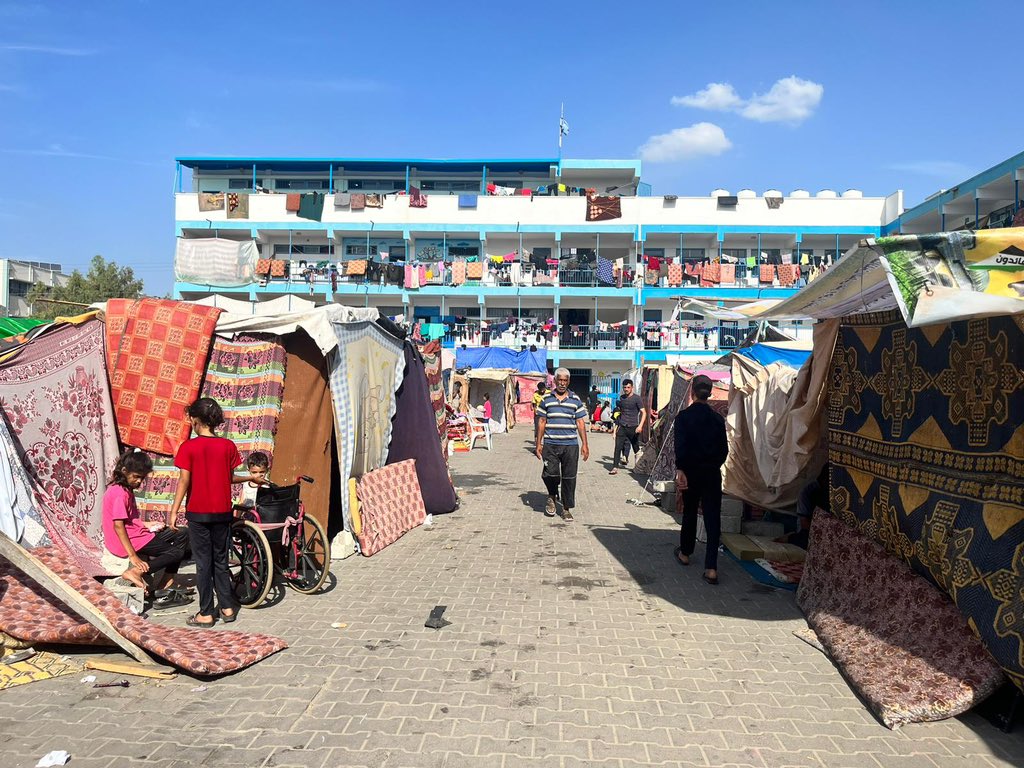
[1,430,1023,767]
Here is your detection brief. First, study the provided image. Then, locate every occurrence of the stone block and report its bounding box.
[741,520,785,539]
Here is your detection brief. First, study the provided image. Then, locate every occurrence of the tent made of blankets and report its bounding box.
[634,364,730,482]
[723,334,825,509]
[449,368,518,434]
[454,345,547,374]
[744,229,1024,698]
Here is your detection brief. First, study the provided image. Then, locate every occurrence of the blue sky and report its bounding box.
[1,1,1020,296]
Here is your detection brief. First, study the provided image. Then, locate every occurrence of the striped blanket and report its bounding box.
[136,335,286,522]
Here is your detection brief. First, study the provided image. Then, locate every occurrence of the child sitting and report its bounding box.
[101,450,192,608]
[235,451,270,513]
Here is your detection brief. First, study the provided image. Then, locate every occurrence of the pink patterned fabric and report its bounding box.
[0,321,120,575]
[452,261,467,286]
[355,459,426,556]
[667,263,683,287]
[798,512,1004,729]
[0,547,287,676]
[719,264,736,284]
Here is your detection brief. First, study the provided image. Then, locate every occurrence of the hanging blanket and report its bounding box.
[759,264,776,283]
[365,193,384,208]
[385,342,457,515]
[420,340,448,454]
[705,262,722,283]
[355,460,426,556]
[596,256,615,285]
[667,263,683,287]
[798,512,1004,728]
[0,321,120,575]
[409,187,428,208]
[226,193,248,219]
[297,192,324,222]
[777,264,797,285]
[198,193,225,212]
[404,264,420,289]
[452,261,467,285]
[586,195,622,222]
[466,261,483,280]
[105,299,221,456]
[328,322,405,533]
[719,263,736,284]
[458,194,478,208]
[346,259,367,276]
[0,547,287,676]
[135,335,286,523]
[350,193,366,211]
[285,194,301,212]
[828,311,1024,692]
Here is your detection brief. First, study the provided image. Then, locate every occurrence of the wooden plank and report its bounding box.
[748,536,807,563]
[0,534,156,665]
[85,658,176,679]
[721,532,763,561]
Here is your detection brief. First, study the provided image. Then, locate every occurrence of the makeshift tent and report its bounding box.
[455,346,546,374]
[449,368,517,434]
[0,317,46,339]
[635,365,730,482]
[753,228,1024,327]
[193,293,317,315]
[723,328,830,508]
[386,340,458,515]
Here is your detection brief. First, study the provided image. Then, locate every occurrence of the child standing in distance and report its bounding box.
[102,450,191,602]
[482,392,492,423]
[169,397,255,627]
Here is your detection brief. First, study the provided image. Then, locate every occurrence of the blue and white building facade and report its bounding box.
[172,155,906,390]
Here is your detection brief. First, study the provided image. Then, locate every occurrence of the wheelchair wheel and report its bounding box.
[287,512,331,594]
[229,520,273,607]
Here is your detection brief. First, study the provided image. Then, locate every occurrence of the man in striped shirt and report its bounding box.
[535,368,590,522]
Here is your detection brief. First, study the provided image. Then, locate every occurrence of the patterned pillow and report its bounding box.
[355,460,426,556]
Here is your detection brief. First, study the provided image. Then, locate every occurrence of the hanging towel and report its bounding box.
[350,193,366,211]
[270,260,287,277]
[365,193,384,208]
[746,254,757,269]
[586,195,622,222]
[286,194,301,212]
[719,264,735,284]
[452,261,467,285]
[334,192,351,208]
[458,194,478,208]
[418,264,427,285]
[486,182,496,195]
[227,193,249,219]
[346,260,367,276]
[409,187,427,208]
[466,261,483,280]
[596,256,614,285]
[199,193,225,212]
[667,263,683,287]
[256,258,272,276]
[706,262,721,283]
[404,264,420,289]
[759,264,776,283]
[297,192,325,222]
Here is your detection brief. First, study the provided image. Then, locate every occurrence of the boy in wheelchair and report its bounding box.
[234,451,270,514]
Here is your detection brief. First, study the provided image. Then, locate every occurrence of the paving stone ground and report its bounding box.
[2,430,1023,767]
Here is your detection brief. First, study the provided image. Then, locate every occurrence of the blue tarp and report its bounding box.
[455,346,547,374]
[734,343,811,370]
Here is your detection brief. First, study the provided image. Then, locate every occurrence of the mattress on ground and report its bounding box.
[798,512,1004,729]
[0,547,287,676]
[355,459,426,556]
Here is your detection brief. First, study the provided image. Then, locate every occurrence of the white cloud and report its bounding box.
[637,122,732,163]
[1,143,158,166]
[672,76,824,125]
[0,43,96,56]
[670,82,742,111]
[887,160,972,178]
[741,76,823,124]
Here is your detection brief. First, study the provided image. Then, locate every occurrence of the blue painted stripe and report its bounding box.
[641,224,881,236]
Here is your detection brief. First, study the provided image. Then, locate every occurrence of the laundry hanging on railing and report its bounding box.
[458,194,478,208]
[174,237,259,287]
[199,193,225,212]
[586,194,622,222]
[596,256,614,285]
[297,192,324,222]
[227,193,249,219]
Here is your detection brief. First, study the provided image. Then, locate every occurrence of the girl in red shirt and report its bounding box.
[169,398,253,627]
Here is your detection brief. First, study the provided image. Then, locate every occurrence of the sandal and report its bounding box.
[673,547,690,567]
[186,614,216,628]
[219,610,237,624]
[702,572,719,586]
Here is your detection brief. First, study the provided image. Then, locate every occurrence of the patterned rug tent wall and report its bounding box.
[385,341,457,516]
[419,339,448,455]
[135,334,287,524]
[0,320,121,575]
[827,310,1024,691]
[105,299,222,457]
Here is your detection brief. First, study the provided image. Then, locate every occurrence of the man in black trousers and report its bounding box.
[673,375,728,585]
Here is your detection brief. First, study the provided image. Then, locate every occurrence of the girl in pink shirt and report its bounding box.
[102,450,191,604]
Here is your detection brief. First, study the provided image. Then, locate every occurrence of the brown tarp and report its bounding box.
[723,319,839,508]
[270,330,335,529]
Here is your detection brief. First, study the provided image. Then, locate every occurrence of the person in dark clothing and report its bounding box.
[673,375,728,585]
[609,378,646,474]
[587,385,601,420]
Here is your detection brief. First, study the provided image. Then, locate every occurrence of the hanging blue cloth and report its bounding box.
[458,194,478,208]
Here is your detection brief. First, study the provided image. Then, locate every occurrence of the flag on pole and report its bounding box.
[559,116,569,138]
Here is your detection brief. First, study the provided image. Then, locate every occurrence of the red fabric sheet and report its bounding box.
[0,547,287,676]
[356,460,426,556]
[106,299,222,456]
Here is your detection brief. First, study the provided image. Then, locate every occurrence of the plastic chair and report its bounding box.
[466,412,492,451]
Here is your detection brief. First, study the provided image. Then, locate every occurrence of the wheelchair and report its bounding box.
[228,475,331,607]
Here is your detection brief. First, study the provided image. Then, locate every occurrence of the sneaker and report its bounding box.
[562,509,575,522]
[544,497,557,517]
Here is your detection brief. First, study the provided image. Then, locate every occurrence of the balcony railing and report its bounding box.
[435,323,723,353]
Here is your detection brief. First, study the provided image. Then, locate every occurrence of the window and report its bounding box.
[345,244,379,256]
[532,247,552,259]
[272,244,332,256]
[721,248,746,260]
[347,179,404,191]
[229,178,262,189]
[274,178,331,190]
[824,249,841,261]
[8,280,30,297]
[448,246,479,257]
[491,180,523,189]
[644,248,665,257]
[680,248,705,260]
[419,180,480,192]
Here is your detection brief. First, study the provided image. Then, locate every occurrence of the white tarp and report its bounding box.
[174,237,259,287]
[195,294,316,316]
[214,304,380,356]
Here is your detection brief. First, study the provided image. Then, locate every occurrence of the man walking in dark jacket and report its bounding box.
[673,375,728,585]
[609,378,646,474]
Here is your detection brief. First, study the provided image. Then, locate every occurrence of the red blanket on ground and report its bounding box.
[105,299,222,456]
[0,548,287,676]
